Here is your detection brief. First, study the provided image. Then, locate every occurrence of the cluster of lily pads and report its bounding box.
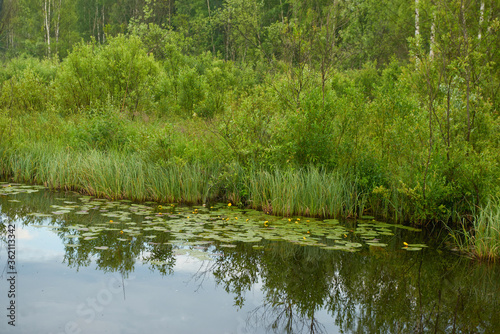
[0,182,45,197]
[1,182,428,255]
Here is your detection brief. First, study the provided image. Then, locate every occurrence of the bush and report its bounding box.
[54,35,159,115]
[69,108,133,151]
[0,55,58,84]
[0,68,51,114]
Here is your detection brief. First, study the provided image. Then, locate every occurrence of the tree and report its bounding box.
[0,0,17,52]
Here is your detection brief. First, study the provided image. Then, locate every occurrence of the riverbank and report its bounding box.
[1,36,499,260]
[2,113,499,260]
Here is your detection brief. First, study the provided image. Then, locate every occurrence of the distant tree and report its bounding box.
[0,0,17,52]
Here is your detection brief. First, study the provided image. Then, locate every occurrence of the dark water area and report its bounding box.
[0,183,499,334]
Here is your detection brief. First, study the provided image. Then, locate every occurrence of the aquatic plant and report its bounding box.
[449,198,500,261]
[471,198,500,261]
[245,167,366,218]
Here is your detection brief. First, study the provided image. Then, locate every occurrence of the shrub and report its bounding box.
[54,35,159,115]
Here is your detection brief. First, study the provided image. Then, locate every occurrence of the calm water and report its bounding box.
[0,184,499,334]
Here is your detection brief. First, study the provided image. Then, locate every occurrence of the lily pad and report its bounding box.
[366,242,388,247]
[29,213,53,217]
[407,243,428,248]
[82,232,99,237]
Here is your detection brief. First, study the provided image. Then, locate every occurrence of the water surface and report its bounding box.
[1,183,499,333]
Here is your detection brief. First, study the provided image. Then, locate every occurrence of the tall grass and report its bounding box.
[246,167,366,218]
[471,198,500,261]
[0,145,218,204]
[1,143,369,218]
[449,198,500,261]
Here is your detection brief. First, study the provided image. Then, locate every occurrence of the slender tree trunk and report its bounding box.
[415,0,419,64]
[226,10,231,61]
[8,29,14,48]
[55,0,61,54]
[446,77,452,161]
[460,0,471,142]
[478,1,484,40]
[415,0,419,40]
[102,3,105,43]
[430,13,436,58]
[96,1,100,43]
[43,0,51,57]
[206,0,215,54]
[279,0,284,23]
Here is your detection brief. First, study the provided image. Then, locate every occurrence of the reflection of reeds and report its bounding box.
[449,198,500,261]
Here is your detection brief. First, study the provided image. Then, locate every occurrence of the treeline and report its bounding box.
[0,0,499,231]
[0,0,496,68]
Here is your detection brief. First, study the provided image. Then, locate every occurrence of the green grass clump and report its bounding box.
[0,144,218,204]
[449,198,500,261]
[471,199,500,261]
[246,167,365,218]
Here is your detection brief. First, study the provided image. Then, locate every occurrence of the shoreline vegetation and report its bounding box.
[1,1,499,260]
[0,143,366,218]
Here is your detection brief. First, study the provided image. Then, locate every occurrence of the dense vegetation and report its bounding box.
[0,0,499,259]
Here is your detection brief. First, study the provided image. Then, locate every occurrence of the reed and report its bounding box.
[2,143,369,219]
[472,198,500,261]
[245,167,365,218]
[449,198,500,261]
[0,144,218,203]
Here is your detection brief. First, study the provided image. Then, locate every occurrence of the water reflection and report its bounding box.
[1,188,500,333]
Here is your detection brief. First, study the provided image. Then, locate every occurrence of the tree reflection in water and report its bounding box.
[1,189,500,333]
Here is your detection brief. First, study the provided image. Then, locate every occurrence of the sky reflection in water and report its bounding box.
[1,186,500,334]
[3,223,336,334]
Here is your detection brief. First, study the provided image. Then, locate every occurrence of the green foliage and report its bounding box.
[177,67,205,114]
[286,87,336,166]
[0,56,58,114]
[72,111,132,151]
[0,55,58,83]
[54,35,159,114]
[449,197,500,261]
[0,0,499,265]
[0,68,50,114]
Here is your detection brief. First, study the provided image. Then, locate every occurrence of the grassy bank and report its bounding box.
[0,140,365,218]
[0,32,499,259]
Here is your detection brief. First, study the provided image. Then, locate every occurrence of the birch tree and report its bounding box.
[42,0,51,57]
[415,0,420,64]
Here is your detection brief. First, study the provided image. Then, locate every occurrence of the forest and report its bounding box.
[0,0,499,260]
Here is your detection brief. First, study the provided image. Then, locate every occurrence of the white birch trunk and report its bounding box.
[43,0,51,57]
[415,0,419,64]
[478,1,484,40]
[102,3,106,43]
[415,0,419,41]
